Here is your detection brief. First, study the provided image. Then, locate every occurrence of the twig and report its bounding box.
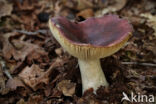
[14,29,48,35]
[0,57,13,79]
[121,62,156,67]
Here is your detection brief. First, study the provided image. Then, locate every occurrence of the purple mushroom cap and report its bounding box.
[50,15,133,47]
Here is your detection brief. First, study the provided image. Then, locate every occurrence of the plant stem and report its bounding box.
[78,59,109,93]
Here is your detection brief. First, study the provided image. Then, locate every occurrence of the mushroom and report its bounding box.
[48,15,133,93]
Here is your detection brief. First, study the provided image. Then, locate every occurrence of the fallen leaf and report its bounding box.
[0,32,17,60]
[12,40,42,61]
[0,0,13,19]
[14,0,36,11]
[1,32,48,63]
[55,48,63,57]
[76,0,94,10]
[18,59,64,91]
[77,8,94,19]
[57,80,76,97]
[18,64,49,91]
[60,0,76,9]
[27,95,43,104]
[143,40,156,56]
[16,99,27,104]
[54,1,75,19]
[51,88,62,98]
[95,0,127,17]
[141,13,156,37]
[26,48,49,65]
[6,77,25,91]
[0,64,9,95]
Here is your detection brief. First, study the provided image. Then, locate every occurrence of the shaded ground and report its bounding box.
[0,0,156,104]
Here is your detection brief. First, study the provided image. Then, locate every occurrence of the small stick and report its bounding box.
[14,29,48,35]
[0,57,13,79]
[121,62,156,67]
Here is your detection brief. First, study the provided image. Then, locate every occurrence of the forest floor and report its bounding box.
[0,0,156,104]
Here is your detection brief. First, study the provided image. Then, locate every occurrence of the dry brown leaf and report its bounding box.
[95,0,127,17]
[127,16,146,26]
[13,0,50,30]
[10,40,40,61]
[54,1,63,16]
[77,8,94,19]
[1,32,48,63]
[54,1,75,18]
[61,0,76,9]
[76,0,107,10]
[143,42,156,55]
[6,77,25,91]
[18,59,64,91]
[1,32,17,60]
[0,0,13,19]
[0,64,9,95]
[55,48,63,57]
[16,99,27,104]
[141,13,156,37]
[27,95,43,104]
[26,48,49,65]
[18,64,49,91]
[57,80,76,97]
[14,0,36,10]
[77,0,94,10]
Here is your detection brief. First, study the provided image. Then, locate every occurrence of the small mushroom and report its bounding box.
[49,15,133,93]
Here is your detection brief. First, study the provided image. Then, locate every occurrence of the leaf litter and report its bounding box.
[0,0,156,104]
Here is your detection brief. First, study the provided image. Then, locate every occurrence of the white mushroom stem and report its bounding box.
[78,59,109,93]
